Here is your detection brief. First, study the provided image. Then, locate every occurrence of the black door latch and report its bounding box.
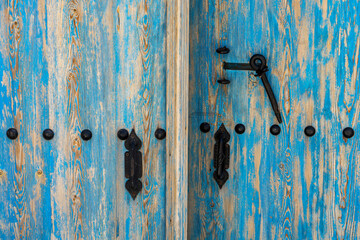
[213,124,231,188]
[122,129,143,200]
[219,52,282,124]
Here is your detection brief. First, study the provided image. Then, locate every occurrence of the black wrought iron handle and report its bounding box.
[222,54,282,124]
[213,124,230,188]
[118,129,143,200]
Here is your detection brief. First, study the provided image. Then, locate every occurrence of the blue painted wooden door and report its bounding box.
[189,0,360,239]
[0,0,167,239]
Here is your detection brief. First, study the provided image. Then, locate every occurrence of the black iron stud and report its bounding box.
[217,79,231,84]
[200,122,211,133]
[343,127,354,139]
[6,128,18,140]
[81,129,92,141]
[155,128,166,140]
[216,47,230,54]
[43,129,54,140]
[304,126,316,137]
[270,125,281,136]
[235,124,246,134]
[117,129,129,141]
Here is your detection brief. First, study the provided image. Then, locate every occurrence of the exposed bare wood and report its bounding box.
[166,0,189,239]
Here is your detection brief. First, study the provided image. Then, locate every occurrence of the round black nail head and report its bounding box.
[216,47,230,54]
[270,124,281,136]
[117,129,129,140]
[6,128,18,140]
[43,129,54,140]
[235,124,246,134]
[155,128,166,140]
[304,126,316,137]
[343,127,354,139]
[200,122,211,133]
[217,79,231,84]
[81,129,92,141]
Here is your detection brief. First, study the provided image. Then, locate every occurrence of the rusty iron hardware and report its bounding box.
[222,54,283,124]
[213,124,230,189]
[122,129,142,200]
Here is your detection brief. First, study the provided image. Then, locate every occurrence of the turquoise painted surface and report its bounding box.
[0,0,167,239]
[189,0,360,239]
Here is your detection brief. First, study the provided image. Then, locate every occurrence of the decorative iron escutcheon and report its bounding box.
[213,124,231,189]
[124,129,143,200]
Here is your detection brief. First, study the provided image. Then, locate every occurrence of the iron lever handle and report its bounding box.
[222,54,282,124]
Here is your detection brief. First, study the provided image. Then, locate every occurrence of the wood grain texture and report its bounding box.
[188,0,360,239]
[0,0,168,239]
[166,0,189,239]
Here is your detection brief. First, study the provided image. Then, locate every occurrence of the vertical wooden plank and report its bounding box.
[188,0,241,238]
[78,1,117,238]
[1,1,29,239]
[282,1,322,238]
[115,0,167,239]
[166,0,189,239]
[0,0,17,238]
[136,0,167,238]
[45,0,71,238]
[113,2,140,238]
[21,1,53,239]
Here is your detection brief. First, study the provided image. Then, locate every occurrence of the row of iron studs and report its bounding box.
[5,124,355,140]
[200,123,355,139]
[5,128,167,141]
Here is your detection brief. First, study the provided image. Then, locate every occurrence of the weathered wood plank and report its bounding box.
[0,0,19,239]
[78,1,117,238]
[114,1,167,239]
[3,0,29,239]
[166,0,189,239]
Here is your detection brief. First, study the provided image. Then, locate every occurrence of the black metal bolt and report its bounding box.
[217,79,231,84]
[304,126,316,137]
[235,124,246,134]
[200,122,211,133]
[343,127,354,139]
[216,47,230,54]
[117,129,129,140]
[6,128,18,140]
[81,129,92,141]
[155,128,166,140]
[43,129,54,140]
[270,125,281,136]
